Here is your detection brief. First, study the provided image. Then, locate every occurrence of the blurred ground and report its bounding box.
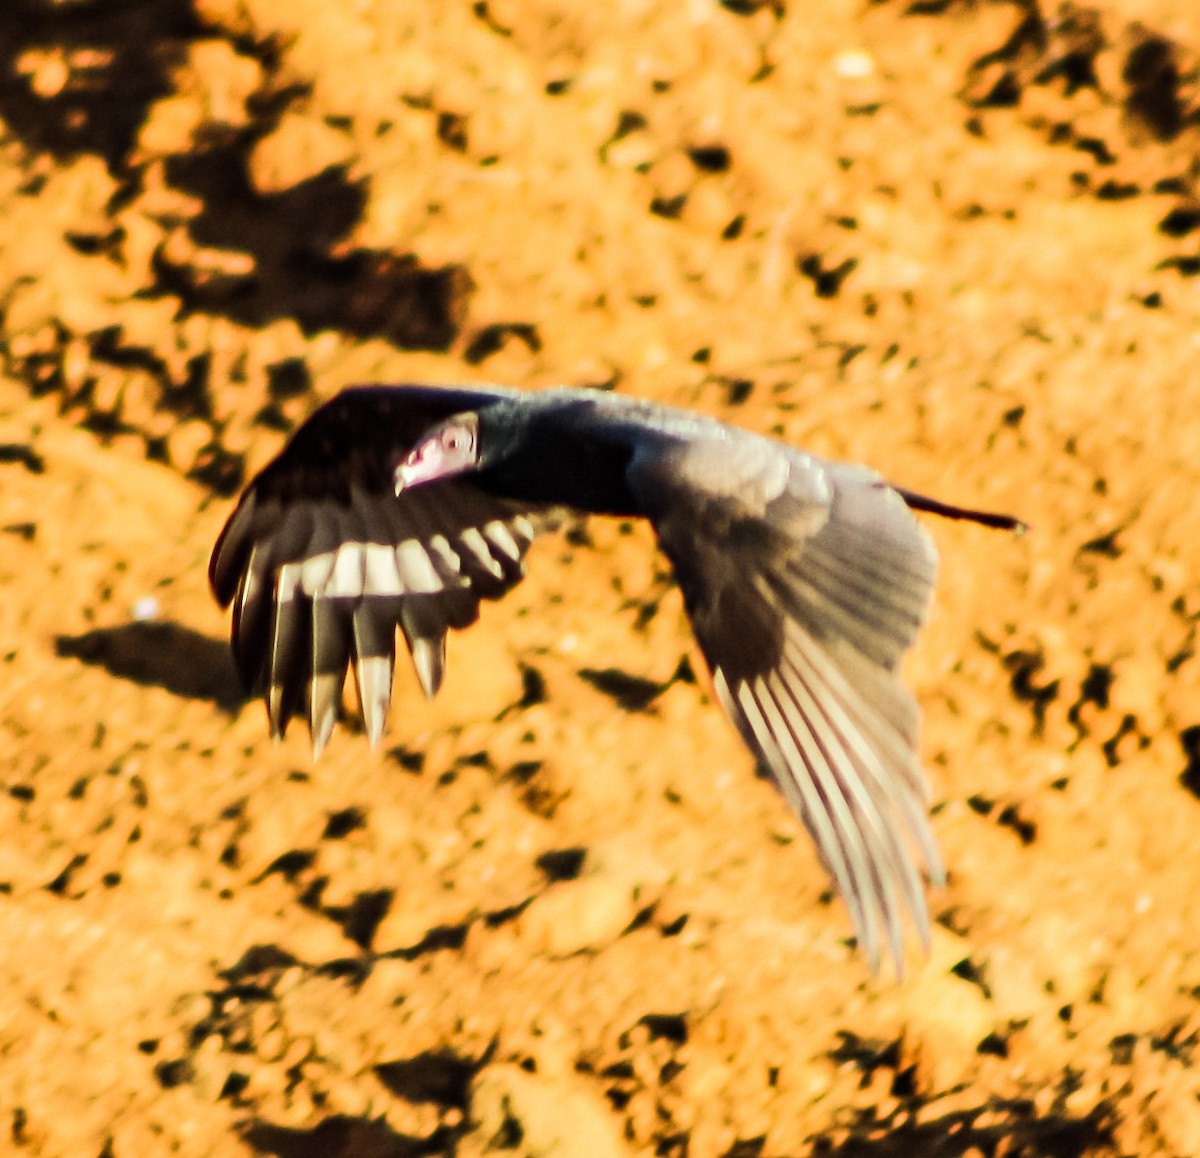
[3,0,1200,1154]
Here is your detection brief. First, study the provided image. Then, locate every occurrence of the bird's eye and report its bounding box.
[444,427,471,454]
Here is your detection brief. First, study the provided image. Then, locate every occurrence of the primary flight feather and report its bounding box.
[210,383,1022,972]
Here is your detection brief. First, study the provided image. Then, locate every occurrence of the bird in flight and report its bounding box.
[210,383,1022,972]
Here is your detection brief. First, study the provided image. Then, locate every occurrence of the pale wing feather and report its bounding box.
[220,483,557,749]
[628,431,939,973]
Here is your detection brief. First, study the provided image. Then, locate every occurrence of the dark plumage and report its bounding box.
[210,383,1022,972]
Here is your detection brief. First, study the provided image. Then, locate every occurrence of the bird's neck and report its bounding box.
[476,415,640,516]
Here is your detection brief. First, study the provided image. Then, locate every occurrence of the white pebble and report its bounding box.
[131,596,160,621]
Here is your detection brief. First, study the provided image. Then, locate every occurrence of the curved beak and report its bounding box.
[393,460,422,495]
[394,459,437,495]
[393,443,466,495]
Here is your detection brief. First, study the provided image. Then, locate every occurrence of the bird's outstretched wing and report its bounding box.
[209,385,559,753]
[627,431,941,973]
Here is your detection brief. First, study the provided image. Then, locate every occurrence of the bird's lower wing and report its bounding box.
[630,441,941,973]
[215,484,556,752]
[209,385,557,753]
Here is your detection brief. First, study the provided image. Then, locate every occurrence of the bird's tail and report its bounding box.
[893,487,1027,534]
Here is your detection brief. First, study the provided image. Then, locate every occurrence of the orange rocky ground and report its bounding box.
[3,1,1200,1155]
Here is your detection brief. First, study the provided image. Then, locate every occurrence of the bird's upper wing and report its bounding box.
[626,428,940,973]
[209,385,560,752]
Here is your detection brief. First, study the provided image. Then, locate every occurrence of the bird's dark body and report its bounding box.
[210,381,1021,974]
[467,394,646,517]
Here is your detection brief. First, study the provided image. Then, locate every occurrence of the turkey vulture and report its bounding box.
[210,383,1022,971]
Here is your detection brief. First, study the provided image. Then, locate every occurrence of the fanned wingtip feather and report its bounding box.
[410,635,446,700]
[310,669,343,758]
[267,689,285,740]
[355,655,394,747]
[210,493,258,607]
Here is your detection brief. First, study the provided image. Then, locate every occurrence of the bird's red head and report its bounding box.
[393,413,480,494]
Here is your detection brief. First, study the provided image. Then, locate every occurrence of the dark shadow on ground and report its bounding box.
[0,0,470,355]
[238,1089,1115,1158]
[243,1116,456,1158]
[156,145,470,350]
[811,1094,1115,1158]
[0,0,199,166]
[55,620,247,710]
